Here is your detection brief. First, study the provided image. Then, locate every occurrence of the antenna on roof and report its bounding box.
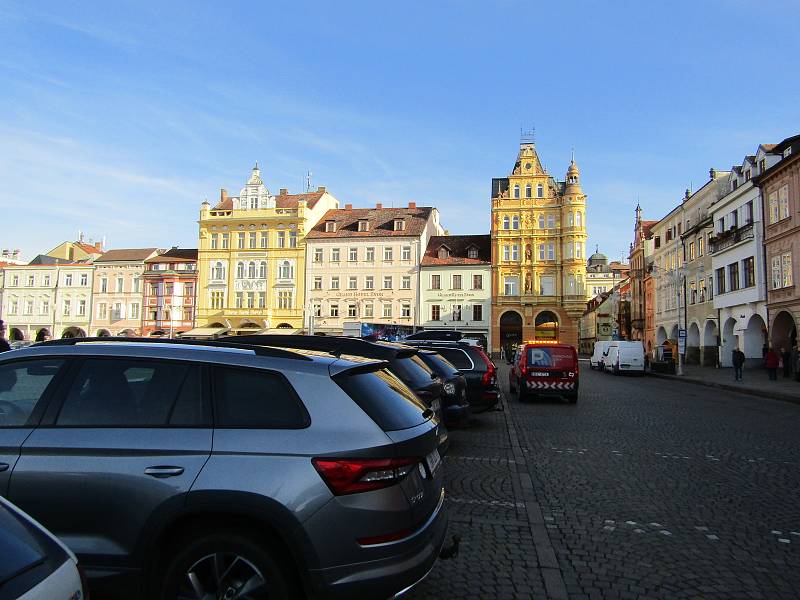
[520,125,535,144]
[306,171,312,192]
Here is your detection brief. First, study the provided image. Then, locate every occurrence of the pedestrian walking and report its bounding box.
[732,348,745,381]
[781,346,792,378]
[0,320,11,353]
[764,348,780,381]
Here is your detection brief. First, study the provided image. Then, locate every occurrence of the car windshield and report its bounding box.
[527,347,573,368]
[390,355,436,389]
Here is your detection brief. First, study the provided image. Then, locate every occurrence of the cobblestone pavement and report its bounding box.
[408,361,800,599]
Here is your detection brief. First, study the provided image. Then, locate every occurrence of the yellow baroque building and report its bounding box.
[491,142,588,355]
[196,165,339,334]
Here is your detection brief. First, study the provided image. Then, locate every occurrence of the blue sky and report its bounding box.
[1,1,798,262]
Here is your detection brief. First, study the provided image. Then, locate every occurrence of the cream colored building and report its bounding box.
[90,248,160,336]
[196,165,339,333]
[419,235,492,348]
[304,203,444,334]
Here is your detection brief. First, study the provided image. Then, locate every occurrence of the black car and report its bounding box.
[417,350,471,427]
[229,335,449,451]
[403,340,500,412]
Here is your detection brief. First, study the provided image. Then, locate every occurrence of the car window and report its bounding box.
[335,368,428,431]
[420,353,460,377]
[436,348,473,370]
[527,347,575,369]
[56,358,207,427]
[213,367,307,429]
[0,359,64,427]
[389,356,435,388]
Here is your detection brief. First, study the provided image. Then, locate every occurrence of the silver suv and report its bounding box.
[0,338,449,599]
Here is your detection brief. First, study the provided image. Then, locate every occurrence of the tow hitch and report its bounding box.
[439,534,461,559]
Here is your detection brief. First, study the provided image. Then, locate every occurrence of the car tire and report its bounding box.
[157,529,298,600]
[509,378,516,393]
[517,384,526,403]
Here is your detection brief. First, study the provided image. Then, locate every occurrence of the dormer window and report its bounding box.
[438,246,450,259]
[784,147,792,158]
[393,218,406,231]
[324,220,337,233]
[358,219,370,232]
[745,170,751,181]
[467,247,479,259]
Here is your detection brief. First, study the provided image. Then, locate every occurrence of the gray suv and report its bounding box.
[0,338,450,599]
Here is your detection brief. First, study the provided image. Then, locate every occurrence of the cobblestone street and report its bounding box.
[408,361,800,599]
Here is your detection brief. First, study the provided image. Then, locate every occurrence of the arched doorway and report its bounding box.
[276,323,293,330]
[744,314,766,359]
[9,328,25,341]
[499,311,523,358]
[535,310,559,341]
[720,318,737,367]
[669,324,679,341]
[35,328,51,342]
[686,322,701,364]
[656,326,667,346]
[96,329,111,338]
[702,320,718,366]
[771,311,796,355]
[239,321,261,332]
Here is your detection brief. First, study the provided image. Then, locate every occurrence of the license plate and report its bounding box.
[529,372,549,377]
[425,449,442,475]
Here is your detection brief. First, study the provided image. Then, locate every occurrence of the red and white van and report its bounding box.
[509,341,579,403]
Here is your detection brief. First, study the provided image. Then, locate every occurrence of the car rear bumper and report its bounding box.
[307,489,449,600]
[443,402,471,427]
[524,380,578,395]
[469,389,500,412]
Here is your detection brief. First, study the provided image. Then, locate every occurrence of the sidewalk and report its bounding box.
[648,363,800,404]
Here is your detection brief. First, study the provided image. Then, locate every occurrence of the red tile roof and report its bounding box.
[212,190,326,211]
[421,235,491,266]
[146,248,198,263]
[75,242,104,254]
[306,206,434,239]
[97,248,159,262]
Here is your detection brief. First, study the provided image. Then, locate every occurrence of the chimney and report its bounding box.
[376,202,383,209]
[220,188,228,202]
[408,201,416,209]
[344,204,352,210]
[317,186,326,193]
[709,168,716,180]
[279,188,287,195]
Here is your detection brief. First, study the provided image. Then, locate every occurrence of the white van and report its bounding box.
[590,341,613,370]
[604,341,646,375]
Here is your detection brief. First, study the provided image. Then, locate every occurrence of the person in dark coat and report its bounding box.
[0,320,11,353]
[764,348,780,381]
[780,347,792,378]
[731,348,745,381]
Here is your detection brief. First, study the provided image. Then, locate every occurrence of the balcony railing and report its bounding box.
[709,222,754,254]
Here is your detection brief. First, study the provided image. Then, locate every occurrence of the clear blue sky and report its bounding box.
[1,1,798,262]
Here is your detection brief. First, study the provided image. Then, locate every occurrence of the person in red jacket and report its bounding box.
[764,348,780,381]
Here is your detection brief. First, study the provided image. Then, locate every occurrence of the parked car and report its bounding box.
[590,340,613,370]
[511,341,579,403]
[402,340,499,412]
[603,341,646,375]
[416,350,471,427]
[0,495,85,600]
[404,330,464,342]
[230,334,449,452]
[0,337,454,600]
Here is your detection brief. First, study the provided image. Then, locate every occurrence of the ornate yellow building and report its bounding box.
[195,165,339,334]
[490,142,588,354]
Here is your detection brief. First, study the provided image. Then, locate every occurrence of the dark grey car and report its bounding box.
[0,338,449,599]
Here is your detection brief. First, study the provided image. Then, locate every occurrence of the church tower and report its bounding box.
[490,141,588,355]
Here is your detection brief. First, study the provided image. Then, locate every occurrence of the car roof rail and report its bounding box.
[34,337,313,361]
[228,334,417,360]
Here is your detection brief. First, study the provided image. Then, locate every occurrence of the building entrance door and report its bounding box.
[500,311,523,358]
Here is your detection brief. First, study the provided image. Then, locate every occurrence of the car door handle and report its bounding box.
[0,463,9,472]
[144,466,185,478]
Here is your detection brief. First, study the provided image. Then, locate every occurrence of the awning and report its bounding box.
[178,327,229,339]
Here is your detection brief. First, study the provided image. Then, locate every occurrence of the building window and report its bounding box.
[513,185,520,199]
[504,276,518,296]
[26,275,34,286]
[452,274,462,290]
[512,216,520,230]
[537,183,543,198]
[431,274,440,290]
[402,246,411,261]
[402,303,411,318]
[210,291,224,309]
[473,274,483,290]
[689,280,696,304]
[211,234,218,249]
[348,304,357,318]
[98,303,107,319]
[165,283,174,296]
[260,232,268,248]
[81,274,89,287]
[473,304,483,321]
[779,185,790,220]
[257,292,265,309]
[330,248,340,262]
[431,305,440,321]
[538,244,545,260]
[277,231,286,248]
[364,303,374,318]
[237,233,245,249]
[382,303,392,318]
[249,232,257,249]
[221,233,229,249]
[525,184,531,198]
[235,292,243,308]
[314,248,323,263]
[547,215,556,229]
[769,192,779,224]
[64,274,73,287]
[503,245,510,261]
[358,220,369,232]
[547,243,555,260]
[383,276,392,290]
[468,247,478,259]
[698,236,704,257]
[540,276,555,296]
[43,275,50,287]
[689,242,695,261]
[349,247,358,262]
[568,213,574,227]
[313,276,322,290]
[23,299,32,315]
[313,303,322,317]
[538,214,545,229]
[512,245,519,261]
[401,276,411,289]
[393,219,406,231]
[576,212,582,227]
[277,291,293,310]
[348,276,357,290]
[236,262,245,279]
[259,261,267,278]
[782,252,793,288]
[279,261,293,279]
[41,300,49,315]
[247,262,256,278]
[575,243,582,259]
[246,292,255,309]
[452,304,462,321]
[698,279,706,303]
[366,247,375,262]
[384,247,393,261]
[213,262,225,280]
[743,256,755,288]
[289,231,297,248]
[130,303,140,319]
[365,276,374,290]
[330,276,340,290]
[716,267,726,295]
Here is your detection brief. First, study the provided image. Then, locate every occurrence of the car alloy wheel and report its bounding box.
[179,553,267,600]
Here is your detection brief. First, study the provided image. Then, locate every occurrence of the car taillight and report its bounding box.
[357,528,414,546]
[312,457,419,495]
[476,349,496,386]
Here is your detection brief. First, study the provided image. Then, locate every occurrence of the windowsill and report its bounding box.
[767,216,792,227]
